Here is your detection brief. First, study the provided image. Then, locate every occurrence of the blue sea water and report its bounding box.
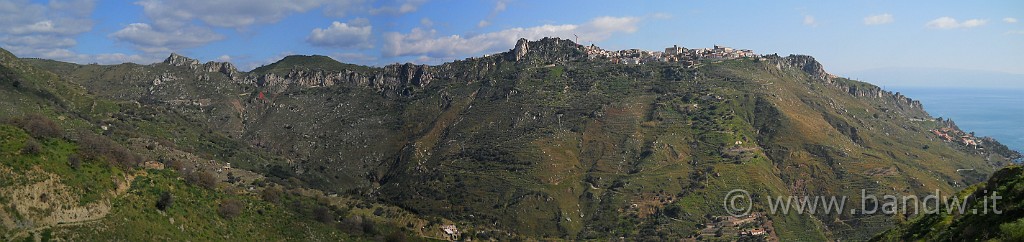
[892,87,1024,154]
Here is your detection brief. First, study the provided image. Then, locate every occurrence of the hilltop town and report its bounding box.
[583,43,758,66]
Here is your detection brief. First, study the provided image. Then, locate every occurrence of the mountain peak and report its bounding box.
[163,53,200,67]
[250,54,371,76]
[504,37,585,63]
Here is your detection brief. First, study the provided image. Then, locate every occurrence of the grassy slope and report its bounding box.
[375,55,1003,240]
[871,165,1024,241]
[0,124,349,241]
[2,49,450,241]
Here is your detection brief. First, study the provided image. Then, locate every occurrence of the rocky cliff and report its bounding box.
[162,53,239,79]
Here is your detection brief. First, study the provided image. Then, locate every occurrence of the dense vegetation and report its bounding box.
[872,165,1024,241]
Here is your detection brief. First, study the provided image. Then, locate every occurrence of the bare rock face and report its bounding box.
[163,53,200,69]
[512,38,529,62]
[783,55,833,81]
[202,61,239,79]
[384,63,432,88]
[506,37,585,64]
[162,53,238,79]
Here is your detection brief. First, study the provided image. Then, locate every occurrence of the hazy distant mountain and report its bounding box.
[841,67,1024,89]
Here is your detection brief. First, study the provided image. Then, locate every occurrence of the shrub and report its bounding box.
[186,171,218,189]
[77,132,141,169]
[8,114,63,139]
[166,159,187,172]
[260,186,283,203]
[21,139,42,155]
[156,191,173,211]
[313,205,333,223]
[68,156,82,170]
[362,219,377,235]
[218,199,243,219]
[340,215,365,235]
[385,231,408,242]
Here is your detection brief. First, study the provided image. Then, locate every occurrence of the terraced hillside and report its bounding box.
[6,37,1020,240]
[0,47,465,241]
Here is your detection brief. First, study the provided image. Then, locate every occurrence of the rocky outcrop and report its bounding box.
[511,38,529,62]
[163,53,200,69]
[782,55,835,81]
[202,61,239,79]
[766,54,925,117]
[247,69,370,88]
[505,37,585,64]
[243,63,433,96]
[380,63,432,88]
[162,53,238,79]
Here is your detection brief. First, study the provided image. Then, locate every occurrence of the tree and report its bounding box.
[186,171,218,189]
[77,132,141,169]
[218,199,243,219]
[313,205,333,223]
[156,191,173,211]
[6,114,63,139]
[260,186,283,203]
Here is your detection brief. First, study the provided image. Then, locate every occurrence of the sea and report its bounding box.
[891,87,1024,156]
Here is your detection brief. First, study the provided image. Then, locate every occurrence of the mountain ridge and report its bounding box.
[3,37,1021,240]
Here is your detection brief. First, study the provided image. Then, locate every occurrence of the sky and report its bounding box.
[1,0,1022,85]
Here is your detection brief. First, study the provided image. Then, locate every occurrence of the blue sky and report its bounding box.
[1,0,1022,81]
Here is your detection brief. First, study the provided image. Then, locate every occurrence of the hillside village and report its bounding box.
[583,43,758,66]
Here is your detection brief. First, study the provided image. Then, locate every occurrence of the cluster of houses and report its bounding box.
[583,43,758,66]
[692,212,776,240]
[931,127,982,148]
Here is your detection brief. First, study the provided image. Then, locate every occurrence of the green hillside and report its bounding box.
[3,37,1020,240]
[0,47,462,241]
[872,165,1024,241]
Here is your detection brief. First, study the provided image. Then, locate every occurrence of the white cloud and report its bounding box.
[420,18,434,27]
[332,52,379,65]
[803,15,817,27]
[8,20,92,35]
[926,17,987,29]
[0,0,97,64]
[110,23,224,53]
[370,0,426,15]
[382,16,640,58]
[4,44,160,65]
[306,19,373,49]
[322,0,369,17]
[863,13,894,25]
[0,0,147,66]
[1004,17,1018,23]
[477,0,509,28]
[241,51,295,71]
[119,0,371,53]
[961,19,987,28]
[493,0,507,13]
[216,55,232,62]
[134,0,329,29]
[1,35,76,49]
[650,13,672,20]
